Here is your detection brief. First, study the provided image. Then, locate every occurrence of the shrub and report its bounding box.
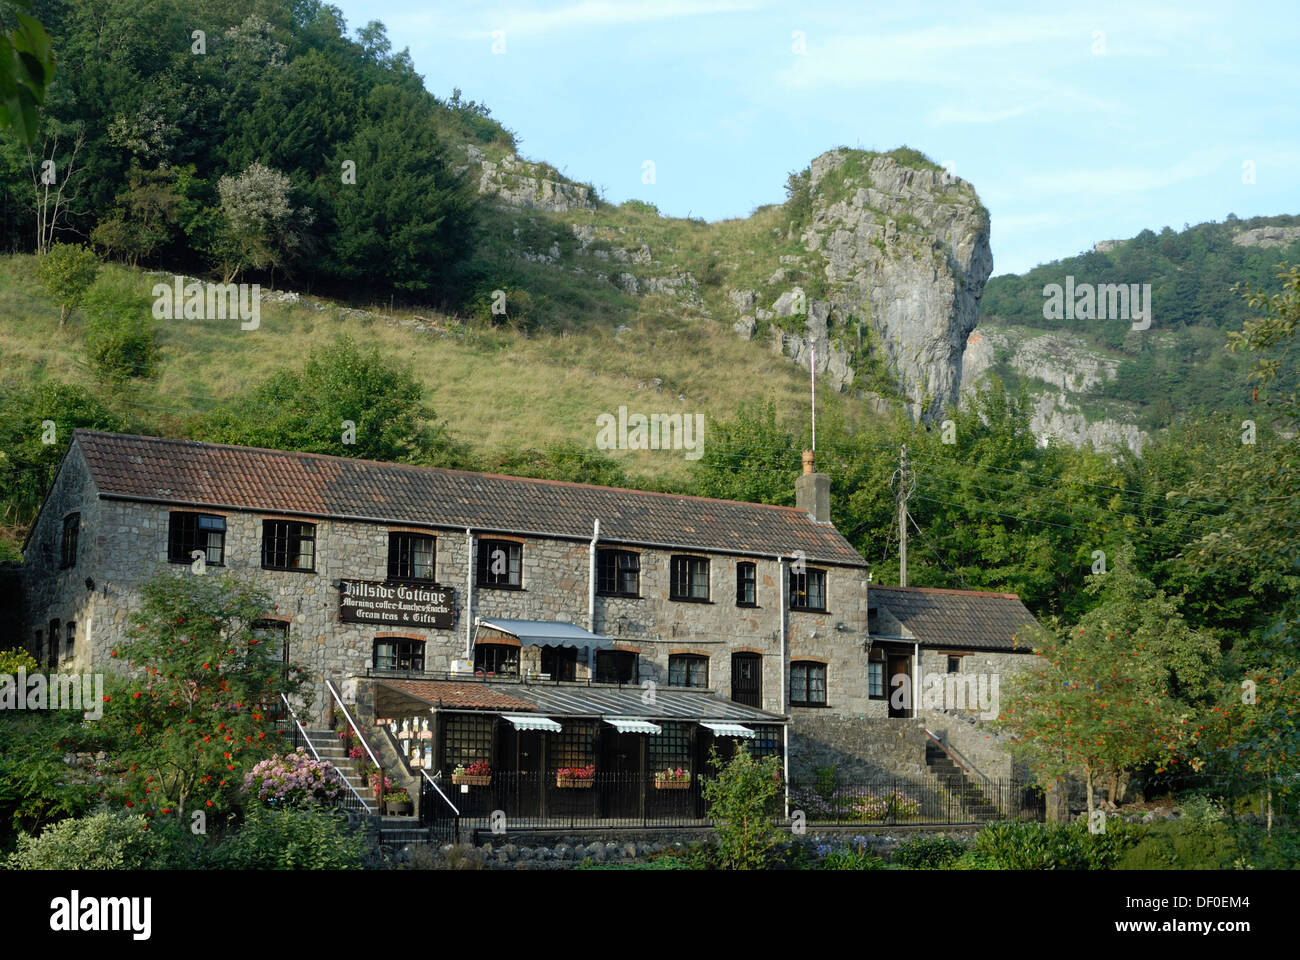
[1115,821,1242,871]
[38,243,100,326]
[0,648,39,674]
[973,819,1142,870]
[700,746,783,870]
[817,836,887,870]
[81,277,158,381]
[7,810,171,870]
[244,749,345,806]
[893,833,968,869]
[214,805,367,869]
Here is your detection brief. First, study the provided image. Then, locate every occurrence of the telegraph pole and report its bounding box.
[895,445,913,587]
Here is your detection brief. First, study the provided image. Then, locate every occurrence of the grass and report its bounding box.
[0,254,878,493]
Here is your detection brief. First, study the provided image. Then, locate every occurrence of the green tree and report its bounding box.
[102,571,306,818]
[199,336,466,466]
[36,241,99,326]
[0,0,54,145]
[996,544,1219,819]
[700,745,783,869]
[80,275,159,382]
[211,161,312,283]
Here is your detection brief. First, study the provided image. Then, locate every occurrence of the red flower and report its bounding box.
[125,801,135,807]
[205,800,213,807]
[133,692,141,699]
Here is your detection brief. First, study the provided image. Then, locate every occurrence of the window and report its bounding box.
[789,567,827,611]
[868,655,885,700]
[548,720,596,774]
[47,619,59,670]
[668,654,708,688]
[60,514,79,569]
[388,532,436,581]
[65,622,76,659]
[648,721,691,771]
[947,655,962,674]
[736,562,757,606]
[262,520,316,571]
[597,549,640,597]
[441,714,493,771]
[731,652,761,707]
[373,637,425,672]
[474,643,519,677]
[670,556,710,601]
[169,513,226,566]
[477,539,521,588]
[790,661,827,706]
[540,646,578,682]
[595,649,637,684]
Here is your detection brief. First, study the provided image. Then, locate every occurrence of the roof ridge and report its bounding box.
[72,428,808,514]
[871,584,1024,601]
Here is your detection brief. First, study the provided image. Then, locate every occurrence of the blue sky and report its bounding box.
[330,0,1299,275]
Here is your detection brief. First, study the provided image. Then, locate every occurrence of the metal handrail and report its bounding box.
[326,679,383,770]
[279,692,374,814]
[420,769,460,816]
[925,727,993,790]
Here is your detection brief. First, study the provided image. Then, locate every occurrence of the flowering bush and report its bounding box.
[453,761,491,777]
[789,785,921,822]
[656,767,689,782]
[556,765,595,780]
[347,745,364,761]
[244,749,344,806]
[384,787,411,802]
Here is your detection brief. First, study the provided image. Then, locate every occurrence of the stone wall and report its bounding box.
[22,454,872,728]
[786,714,930,780]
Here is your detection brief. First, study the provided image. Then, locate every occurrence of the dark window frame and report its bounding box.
[474,642,520,677]
[388,532,437,582]
[947,654,963,674]
[789,566,828,612]
[669,555,710,602]
[790,660,827,706]
[540,646,578,682]
[736,561,757,607]
[261,519,316,572]
[60,513,79,569]
[477,538,523,589]
[595,649,638,684]
[596,548,641,598]
[373,637,425,672]
[868,653,886,700]
[168,512,227,567]
[668,654,708,688]
[65,621,76,659]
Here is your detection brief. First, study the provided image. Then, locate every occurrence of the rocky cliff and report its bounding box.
[461,145,993,425]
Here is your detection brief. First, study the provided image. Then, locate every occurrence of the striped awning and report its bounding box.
[700,721,756,738]
[605,718,662,735]
[502,714,562,732]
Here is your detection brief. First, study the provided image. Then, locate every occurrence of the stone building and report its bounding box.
[20,430,1038,792]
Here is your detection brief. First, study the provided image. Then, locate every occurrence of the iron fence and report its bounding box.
[423,770,1044,832]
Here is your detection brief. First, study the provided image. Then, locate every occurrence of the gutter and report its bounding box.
[465,528,473,659]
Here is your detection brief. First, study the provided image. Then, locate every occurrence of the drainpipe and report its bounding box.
[465,529,474,660]
[588,519,600,677]
[913,641,921,720]
[779,556,788,715]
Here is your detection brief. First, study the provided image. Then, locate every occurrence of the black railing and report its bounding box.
[427,771,1044,832]
[419,771,461,844]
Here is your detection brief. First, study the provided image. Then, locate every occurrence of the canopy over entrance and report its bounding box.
[476,618,616,656]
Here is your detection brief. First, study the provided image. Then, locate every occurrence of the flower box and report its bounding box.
[452,774,492,787]
[654,778,691,790]
[556,776,594,789]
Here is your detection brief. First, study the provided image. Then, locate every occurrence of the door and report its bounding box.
[731,653,761,707]
[887,653,912,718]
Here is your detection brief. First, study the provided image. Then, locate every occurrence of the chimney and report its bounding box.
[795,449,831,523]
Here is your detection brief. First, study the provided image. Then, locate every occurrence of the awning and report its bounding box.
[477,618,616,655]
[700,722,756,739]
[502,714,562,732]
[605,717,662,735]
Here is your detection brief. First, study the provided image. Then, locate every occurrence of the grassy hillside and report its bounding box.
[0,254,879,493]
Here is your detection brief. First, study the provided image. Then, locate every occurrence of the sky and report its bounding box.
[329,0,1299,275]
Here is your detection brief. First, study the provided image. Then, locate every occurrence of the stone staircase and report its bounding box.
[300,727,431,845]
[925,740,1000,820]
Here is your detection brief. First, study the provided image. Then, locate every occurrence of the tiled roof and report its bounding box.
[869,585,1037,652]
[376,679,538,711]
[72,430,866,566]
